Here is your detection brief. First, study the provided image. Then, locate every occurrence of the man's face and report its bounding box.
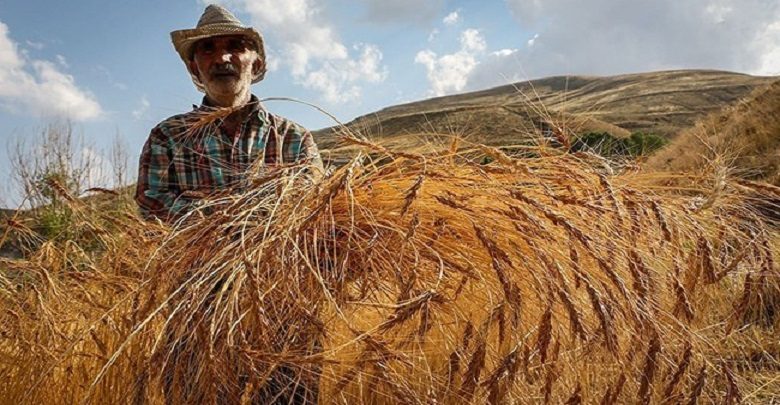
[189,35,262,102]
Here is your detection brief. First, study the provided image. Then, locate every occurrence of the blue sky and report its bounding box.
[1,0,778,207]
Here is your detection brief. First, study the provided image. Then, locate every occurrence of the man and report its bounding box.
[136,4,323,222]
[134,5,323,403]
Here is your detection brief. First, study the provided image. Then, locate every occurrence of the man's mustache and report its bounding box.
[210,64,238,76]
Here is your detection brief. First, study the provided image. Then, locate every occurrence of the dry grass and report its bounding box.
[648,79,780,186]
[1,132,779,404]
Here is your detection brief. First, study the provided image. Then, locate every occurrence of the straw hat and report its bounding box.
[171,4,267,91]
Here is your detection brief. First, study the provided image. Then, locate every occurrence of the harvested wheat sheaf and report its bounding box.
[0,136,779,404]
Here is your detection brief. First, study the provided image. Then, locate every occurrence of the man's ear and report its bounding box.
[252,57,264,76]
[188,60,201,80]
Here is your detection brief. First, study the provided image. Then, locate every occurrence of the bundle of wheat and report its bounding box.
[1,135,778,404]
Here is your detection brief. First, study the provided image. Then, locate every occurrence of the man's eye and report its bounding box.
[198,41,215,53]
[227,39,247,52]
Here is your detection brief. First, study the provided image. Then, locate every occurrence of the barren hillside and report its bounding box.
[314,70,774,157]
[648,78,780,185]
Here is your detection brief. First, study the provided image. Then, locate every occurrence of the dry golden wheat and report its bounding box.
[0,135,778,404]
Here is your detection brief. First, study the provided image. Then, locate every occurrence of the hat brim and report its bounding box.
[171,24,267,90]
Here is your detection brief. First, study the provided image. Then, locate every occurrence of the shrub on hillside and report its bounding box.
[570,131,667,158]
[6,122,133,246]
[626,132,667,155]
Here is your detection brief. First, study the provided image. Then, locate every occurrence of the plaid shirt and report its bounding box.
[135,95,323,221]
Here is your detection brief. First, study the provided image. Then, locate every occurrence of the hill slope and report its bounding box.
[314,70,774,156]
[647,78,780,185]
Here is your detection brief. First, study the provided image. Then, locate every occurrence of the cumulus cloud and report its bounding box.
[464,49,527,91]
[461,29,486,52]
[303,43,386,103]
[416,27,534,95]
[756,21,780,75]
[504,0,780,77]
[421,1,780,96]
[218,0,388,103]
[0,21,102,121]
[362,0,444,24]
[443,10,460,26]
[415,29,487,96]
[263,46,281,72]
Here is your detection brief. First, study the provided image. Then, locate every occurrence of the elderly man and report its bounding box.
[134,5,323,404]
[136,4,323,222]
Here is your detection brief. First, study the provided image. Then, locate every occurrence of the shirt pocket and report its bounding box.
[171,142,204,192]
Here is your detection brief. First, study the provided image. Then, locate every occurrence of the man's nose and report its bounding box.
[219,50,232,63]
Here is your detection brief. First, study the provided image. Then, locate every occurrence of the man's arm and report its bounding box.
[278,120,324,181]
[297,129,325,181]
[135,127,197,221]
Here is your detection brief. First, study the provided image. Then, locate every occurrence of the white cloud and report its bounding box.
[704,3,733,24]
[415,29,487,96]
[264,46,281,72]
[504,0,780,77]
[428,28,440,42]
[493,49,517,57]
[0,24,23,69]
[302,44,387,103]
[55,54,68,68]
[132,96,150,120]
[756,21,780,75]
[25,40,43,50]
[218,0,388,103]
[461,29,486,52]
[0,21,102,121]
[443,10,460,26]
[464,49,527,91]
[527,34,539,47]
[416,27,530,95]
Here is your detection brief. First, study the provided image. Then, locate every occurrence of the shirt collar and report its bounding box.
[193,94,269,126]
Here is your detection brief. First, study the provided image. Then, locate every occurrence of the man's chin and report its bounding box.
[211,74,239,82]
[204,84,250,105]
[206,82,243,95]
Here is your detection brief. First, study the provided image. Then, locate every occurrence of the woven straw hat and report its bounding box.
[171,4,266,91]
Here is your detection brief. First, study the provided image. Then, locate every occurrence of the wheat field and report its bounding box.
[1,131,778,404]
